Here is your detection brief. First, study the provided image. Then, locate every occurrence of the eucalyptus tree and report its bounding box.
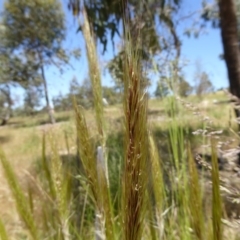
[202,0,240,117]
[0,22,14,124]
[218,0,240,116]
[68,0,182,89]
[155,77,170,98]
[1,0,78,123]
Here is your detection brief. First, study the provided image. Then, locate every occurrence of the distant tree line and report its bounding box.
[0,0,238,126]
[52,76,122,112]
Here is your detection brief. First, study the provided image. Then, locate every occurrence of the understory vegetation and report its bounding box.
[1,89,240,240]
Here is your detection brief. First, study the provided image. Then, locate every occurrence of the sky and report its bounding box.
[1,0,229,107]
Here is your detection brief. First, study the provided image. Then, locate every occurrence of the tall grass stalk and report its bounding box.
[168,96,184,171]
[148,132,166,239]
[188,144,204,240]
[80,6,115,240]
[74,103,115,240]
[48,135,72,240]
[0,218,10,240]
[121,23,148,240]
[41,133,56,199]
[165,92,192,240]
[81,7,104,143]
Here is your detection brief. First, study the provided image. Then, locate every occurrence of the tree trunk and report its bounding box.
[1,86,13,116]
[0,114,10,126]
[0,86,12,126]
[218,0,240,117]
[4,85,13,117]
[40,64,56,124]
[218,0,240,164]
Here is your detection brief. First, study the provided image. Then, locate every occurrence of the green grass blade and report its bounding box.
[74,101,115,239]
[188,143,204,240]
[211,139,223,240]
[0,218,9,240]
[148,132,165,238]
[41,133,56,199]
[0,149,39,240]
[74,102,99,204]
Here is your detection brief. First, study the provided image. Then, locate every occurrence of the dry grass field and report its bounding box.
[1,91,240,239]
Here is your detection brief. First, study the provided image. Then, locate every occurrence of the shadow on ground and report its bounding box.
[0,135,12,144]
[8,115,71,129]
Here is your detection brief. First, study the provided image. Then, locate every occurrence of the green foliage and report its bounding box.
[69,0,180,54]
[108,50,151,90]
[69,0,182,88]
[155,75,192,98]
[3,0,65,55]
[178,76,193,97]
[69,0,122,53]
[52,92,72,111]
[195,71,214,97]
[107,52,125,90]
[106,132,123,215]
[1,0,68,80]
[70,78,94,110]
[102,86,122,105]
[1,0,80,123]
[23,86,42,115]
[193,61,214,97]
[148,132,166,239]
[53,77,121,111]
[155,77,170,98]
